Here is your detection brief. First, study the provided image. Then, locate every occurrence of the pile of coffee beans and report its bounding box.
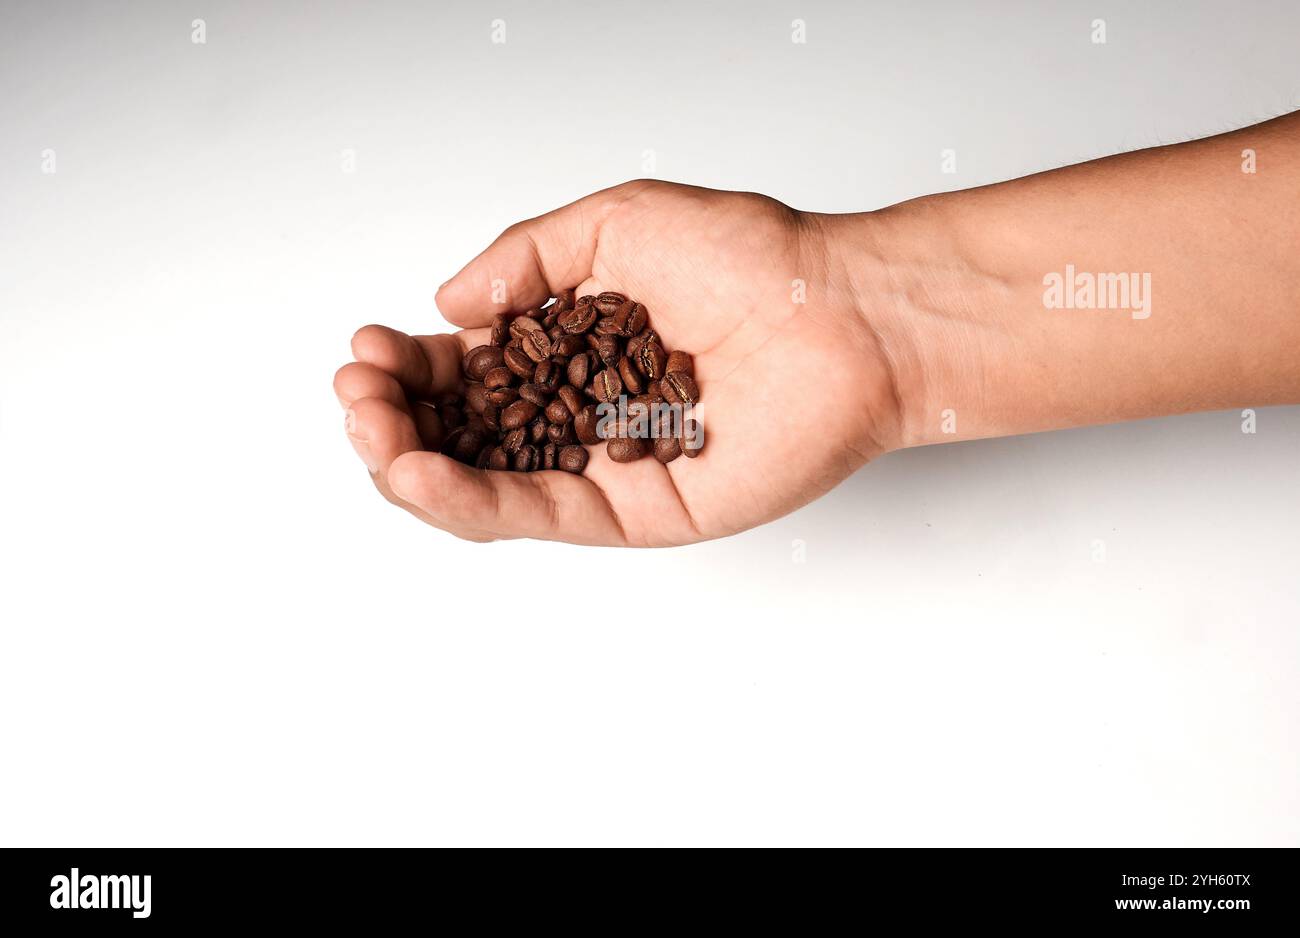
[414,290,703,475]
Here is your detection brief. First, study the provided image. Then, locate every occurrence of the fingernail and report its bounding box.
[344,410,379,472]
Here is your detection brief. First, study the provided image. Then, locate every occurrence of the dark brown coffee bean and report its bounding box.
[592,367,623,403]
[636,337,667,379]
[533,359,561,391]
[463,345,505,381]
[482,402,501,432]
[463,382,488,414]
[504,345,535,379]
[542,443,558,470]
[500,399,538,430]
[488,445,510,471]
[666,350,694,376]
[575,405,602,445]
[660,372,699,405]
[487,387,518,407]
[412,401,446,451]
[490,314,512,347]
[577,294,595,306]
[513,444,540,472]
[502,427,526,454]
[594,317,624,336]
[607,436,648,463]
[558,303,597,334]
[553,288,575,314]
[594,291,627,315]
[558,445,588,473]
[680,417,703,458]
[522,330,552,363]
[618,357,645,395]
[438,402,465,429]
[557,385,583,418]
[452,425,487,464]
[547,421,576,445]
[545,399,571,424]
[475,445,494,469]
[484,366,513,390]
[509,316,543,340]
[596,334,621,367]
[553,334,586,358]
[654,435,682,464]
[567,350,592,389]
[610,300,647,337]
[518,383,551,406]
[440,426,464,458]
[528,416,548,444]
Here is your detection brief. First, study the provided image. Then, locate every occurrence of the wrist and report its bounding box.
[820,200,978,450]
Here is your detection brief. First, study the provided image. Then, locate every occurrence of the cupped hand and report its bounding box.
[334,180,901,546]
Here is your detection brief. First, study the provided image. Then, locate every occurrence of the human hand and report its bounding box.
[334,180,903,545]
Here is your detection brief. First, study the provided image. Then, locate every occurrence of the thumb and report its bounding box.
[434,180,652,327]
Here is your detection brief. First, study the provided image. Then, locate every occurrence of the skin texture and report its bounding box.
[336,112,1300,546]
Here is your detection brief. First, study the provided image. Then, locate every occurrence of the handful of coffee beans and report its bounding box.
[414,290,703,475]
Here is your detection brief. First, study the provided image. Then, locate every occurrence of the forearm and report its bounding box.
[836,111,1300,448]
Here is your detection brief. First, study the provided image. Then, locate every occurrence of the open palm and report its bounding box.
[335,181,901,545]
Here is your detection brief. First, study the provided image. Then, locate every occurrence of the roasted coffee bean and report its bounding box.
[607,436,649,463]
[542,310,559,330]
[554,288,575,314]
[484,366,513,390]
[559,303,597,334]
[522,330,553,363]
[545,399,572,424]
[666,350,694,376]
[504,346,535,379]
[660,372,699,406]
[488,445,510,471]
[487,387,519,407]
[412,401,446,451]
[577,294,595,307]
[476,445,494,469]
[518,383,551,406]
[618,357,645,395]
[592,367,623,403]
[509,316,543,340]
[567,350,592,389]
[594,316,623,336]
[654,435,682,464]
[575,405,602,445]
[594,291,627,315]
[502,427,526,454]
[553,334,586,358]
[547,324,565,343]
[547,421,576,445]
[528,416,548,445]
[513,444,540,472]
[482,402,501,432]
[440,426,464,458]
[463,345,505,381]
[534,359,561,391]
[558,445,588,474]
[438,402,465,430]
[542,443,558,470]
[610,299,647,336]
[464,382,489,414]
[500,399,538,430]
[635,337,667,379]
[557,384,583,418]
[680,417,703,458]
[596,334,621,367]
[490,314,512,347]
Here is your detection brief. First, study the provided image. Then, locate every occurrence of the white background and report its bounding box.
[1,0,1297,846]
